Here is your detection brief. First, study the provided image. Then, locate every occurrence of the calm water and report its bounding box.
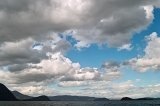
[1,100,160,106]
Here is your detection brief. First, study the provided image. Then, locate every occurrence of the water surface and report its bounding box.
[1,100,160,106]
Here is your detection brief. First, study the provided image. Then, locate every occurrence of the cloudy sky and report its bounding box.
[0,0,160,99]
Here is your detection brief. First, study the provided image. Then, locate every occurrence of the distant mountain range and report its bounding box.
[121,97,160,101]
[12,90,32,100]
[49,95,97,101]
[24,95,50,101]
[0,83,159,101]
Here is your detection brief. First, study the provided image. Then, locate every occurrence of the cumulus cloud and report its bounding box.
[0,33,71,72]
[127,32,160,72]
[0,38,47,66]
[101,61,121,81]
[0,0,158,48]
[0,52,123,95]
[59,67,100,81]
[0,0,91,42]
[0,52,101,84]
[71,0,156,48]
[2,62,160,98]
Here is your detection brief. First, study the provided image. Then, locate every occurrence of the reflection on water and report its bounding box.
[1,100,160,106]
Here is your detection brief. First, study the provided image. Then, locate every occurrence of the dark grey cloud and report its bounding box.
[101,61,120,69]
[0,0,158,48]
[14,72,52,84]
[73,0,156,48]
[0,0,72,42]
[0,36,71,72]
[7,64,28,72]
[0,39,47,66]
[101,61,121,81]
[0,38,47,66]
[51,40,71,54]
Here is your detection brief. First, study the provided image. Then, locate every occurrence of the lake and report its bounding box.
[1,100,160,106]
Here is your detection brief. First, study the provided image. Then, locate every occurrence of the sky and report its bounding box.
[0,0,160,99]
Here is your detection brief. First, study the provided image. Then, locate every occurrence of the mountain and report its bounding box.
[49,95,96,101]
[12,91,51,101]
[135,97,160,100]
[121,97,158,101]
[0,83,49,101]
[12,91,32,100]
[136,97,155,100]
[0,83,17,101]
[25,95,50,101]
[94,98,109,101]
[121,97,133,101]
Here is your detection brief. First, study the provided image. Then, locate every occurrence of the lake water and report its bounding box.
[1,100,160,106]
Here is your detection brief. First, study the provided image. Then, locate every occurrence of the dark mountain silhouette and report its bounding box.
[136,97,155,100]
[0,83,17,101]
[121,97,133,101]
[0,83,49,101]
[135,97,160,100]
[49,95,96,101]
[25,95,50,101]
[121,97,159,101]
[12,91,32,100]
[94,98,109,101]
[12,91,50,101]
[2,83,159,101]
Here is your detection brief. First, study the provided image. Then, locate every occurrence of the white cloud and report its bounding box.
[74,41,91,50]
[60,67,100,81]
[103,71,121,81]
[118,43,133,51]
[32,52,82,79]
[143,5,154,19]
[58,81,88,87]
[127,32,160,72]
